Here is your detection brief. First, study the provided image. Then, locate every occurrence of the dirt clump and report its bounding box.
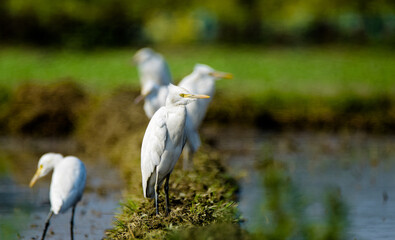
[5,81,86,136]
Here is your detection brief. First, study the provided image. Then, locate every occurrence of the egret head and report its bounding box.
[166,84,210,106]
[132,48,156,65]
[194,64,233,81]
[29,153,63,188]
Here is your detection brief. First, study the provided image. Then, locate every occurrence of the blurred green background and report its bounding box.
[0,0,394,132]
[0,0,394,47]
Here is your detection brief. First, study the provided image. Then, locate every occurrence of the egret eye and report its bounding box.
[179,93,185,98]
[39,164,43,169]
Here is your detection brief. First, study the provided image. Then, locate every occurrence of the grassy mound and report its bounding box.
[3,81,86,136]
[106,148,240,239]
[1,81,395,138]
[206,91,395,132]
[74,88,241,239]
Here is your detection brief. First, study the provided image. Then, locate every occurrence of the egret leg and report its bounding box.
[70,205,76,240]
[164,174,170,216]
[41,211,54,240]
[154,169,159,215]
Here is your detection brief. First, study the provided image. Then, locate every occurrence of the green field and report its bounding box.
[0,46,394,99]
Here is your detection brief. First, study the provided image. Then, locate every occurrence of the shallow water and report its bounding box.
[0,137,124,239]
[208,127,395,240]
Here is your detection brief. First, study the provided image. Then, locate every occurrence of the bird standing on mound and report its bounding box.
[133,47,172,87]
[178,64,233,170]
[137,80,169,118]
[141,84,210,215]
[133,48,173,118]
[30,153,87,240]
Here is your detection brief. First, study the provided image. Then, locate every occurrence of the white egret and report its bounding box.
[136,81,169,118]
[133,48,173,118]
[133,47,172,87]
[30,153,87,240]
[178,64,233,169]
[141,84,209,215]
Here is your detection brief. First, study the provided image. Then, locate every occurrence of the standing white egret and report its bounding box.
[30,153,87,240]
[133,47,172,87]
[133,48,173,117]
[141,84,209,215]
[178,64,233,169]
[135,81,169,118]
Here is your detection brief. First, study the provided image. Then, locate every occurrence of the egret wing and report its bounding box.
[50,157,86,214]
[141,107,168,198]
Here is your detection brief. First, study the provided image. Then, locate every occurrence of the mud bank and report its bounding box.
[1,81,395,138]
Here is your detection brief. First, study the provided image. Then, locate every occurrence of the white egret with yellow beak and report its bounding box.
[29,153,86,240]
[141,84,210,215]
[178,64,233,170]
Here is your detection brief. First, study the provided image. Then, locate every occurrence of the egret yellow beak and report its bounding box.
[209,71,233,79]
[29,167,42,188]
[181,94,210,99]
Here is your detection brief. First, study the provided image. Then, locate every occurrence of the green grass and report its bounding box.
[0,46,394,99]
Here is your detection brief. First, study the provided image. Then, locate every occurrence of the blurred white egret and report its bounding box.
[30,153,87,240]
[136,81,169,118]
[141,84,209,215]
[178,64,233,169]
[133,48,173,117]
[133,48,172,86]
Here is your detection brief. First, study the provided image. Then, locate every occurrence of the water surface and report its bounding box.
[208,127,395,240]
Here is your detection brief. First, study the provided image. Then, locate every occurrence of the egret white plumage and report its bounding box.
[133,47,172,87]
[141,84,209,215]
[178,64,233,169]
[30,153,87,240]
[133,48,173,118]
[136,80,169,118]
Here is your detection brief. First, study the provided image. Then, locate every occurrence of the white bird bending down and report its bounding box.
[178,64,233,170]
[133,48,172,117]
[136,81,169,118]
[30,153,87,240]
[141,84,210,215]
[133,48,172,87]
